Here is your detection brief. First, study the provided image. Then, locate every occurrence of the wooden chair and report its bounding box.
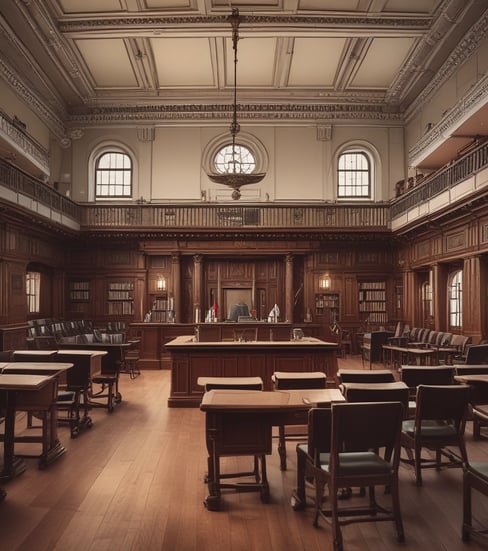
[401,384,470,486]
[291,407,331,511]
[462,460,488,541]
[343,382,410,417]
[337,369,395,385]
[400,365,455,414]
[311,402,405,551]
[271,371,327,470]
[337,369,395,395]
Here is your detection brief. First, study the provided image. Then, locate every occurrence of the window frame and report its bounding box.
[26,271,40,314]
[448,269,463,330]
[337,149,372,199]
[95,150,133,199]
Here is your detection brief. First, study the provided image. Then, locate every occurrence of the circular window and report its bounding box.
[213,144,256,175]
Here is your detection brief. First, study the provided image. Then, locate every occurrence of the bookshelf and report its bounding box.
[107,280,134,316]
[314,292,340,323]
[358,281,387,325]
[68,280,90,314]
[150,293,175,323]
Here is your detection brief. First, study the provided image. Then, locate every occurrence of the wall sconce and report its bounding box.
[156,276,166,292]
[319,274,331,290]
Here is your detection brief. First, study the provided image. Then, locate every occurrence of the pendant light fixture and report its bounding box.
[207,8,265,200]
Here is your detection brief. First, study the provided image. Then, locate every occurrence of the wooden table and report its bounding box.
[200,388,344,510]
[0,373,62,480]
[382,344,436,369]
[166,335,339,407]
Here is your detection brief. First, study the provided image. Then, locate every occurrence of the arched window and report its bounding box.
[95,151,132,198]
[337,150,372,199]
[448,269,463,329]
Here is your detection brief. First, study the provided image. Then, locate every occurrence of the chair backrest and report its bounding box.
[308,407,332,461]
[272,371,327,390]
[338,369,395,384]
[331,401,404,459]
[465,344,488,364]
[202,377,264,391]
[415,384,470,430]
[344,384,409,418]
[400,366,454,389]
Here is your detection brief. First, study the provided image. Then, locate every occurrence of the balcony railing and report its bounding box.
[0,111,50,174]
[390,140,488,219]
[79,203,390,231]
[0,159,80,221]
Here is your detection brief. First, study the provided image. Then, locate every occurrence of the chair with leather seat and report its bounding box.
[310,401,405,551]
[271,371,327,471]
[400,365,455,413]
[462,460,488,541]
[401,384,470,486]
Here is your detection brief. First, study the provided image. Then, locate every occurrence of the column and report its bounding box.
[285,254,294,323]
[171,253,181,323]
[193,254,203,323]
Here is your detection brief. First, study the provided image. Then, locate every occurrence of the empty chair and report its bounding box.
[401,384,470,486]
[199,376,263,391]
[464,344,488,364]
[337,369,395,394]
[310,401,405,551]
[462,460,488,541]
[337,369,395,384]
[272,371,327,470]
[343,382,410,418]
[400,365,454,399]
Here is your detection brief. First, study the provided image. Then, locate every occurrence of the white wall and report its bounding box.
[67,121,405,203]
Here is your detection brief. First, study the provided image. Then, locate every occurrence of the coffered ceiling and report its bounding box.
[1,0,487,170]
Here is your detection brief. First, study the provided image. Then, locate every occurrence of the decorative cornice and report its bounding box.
[58,15,431,34]
[67,102,404,126]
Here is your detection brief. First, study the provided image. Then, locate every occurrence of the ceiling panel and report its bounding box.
[75,39,138,87]
[351,37,415,88]
[59,0,125,14]
[383,0,442,14]
[226,38,277,87]
[288,38,346,87]
[152,37,214,87]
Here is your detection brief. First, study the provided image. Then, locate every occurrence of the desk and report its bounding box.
[167,336,338,407]
[0,373,60,480]
[382,344,436,369]
[200,388,344,510]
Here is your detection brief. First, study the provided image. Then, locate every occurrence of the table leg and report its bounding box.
[0,391,26,480]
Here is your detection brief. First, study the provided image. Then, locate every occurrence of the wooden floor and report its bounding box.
[1,357,488,551]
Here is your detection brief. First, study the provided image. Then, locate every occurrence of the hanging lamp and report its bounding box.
[207,8,265,200]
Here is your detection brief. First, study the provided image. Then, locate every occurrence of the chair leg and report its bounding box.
[278,424,287,470]
[391,478,405,542]
[462,470,471,541]
[414,445,423,486]
[330,481,344,551]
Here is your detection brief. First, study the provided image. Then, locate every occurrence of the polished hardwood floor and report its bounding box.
[1,357,488,551]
